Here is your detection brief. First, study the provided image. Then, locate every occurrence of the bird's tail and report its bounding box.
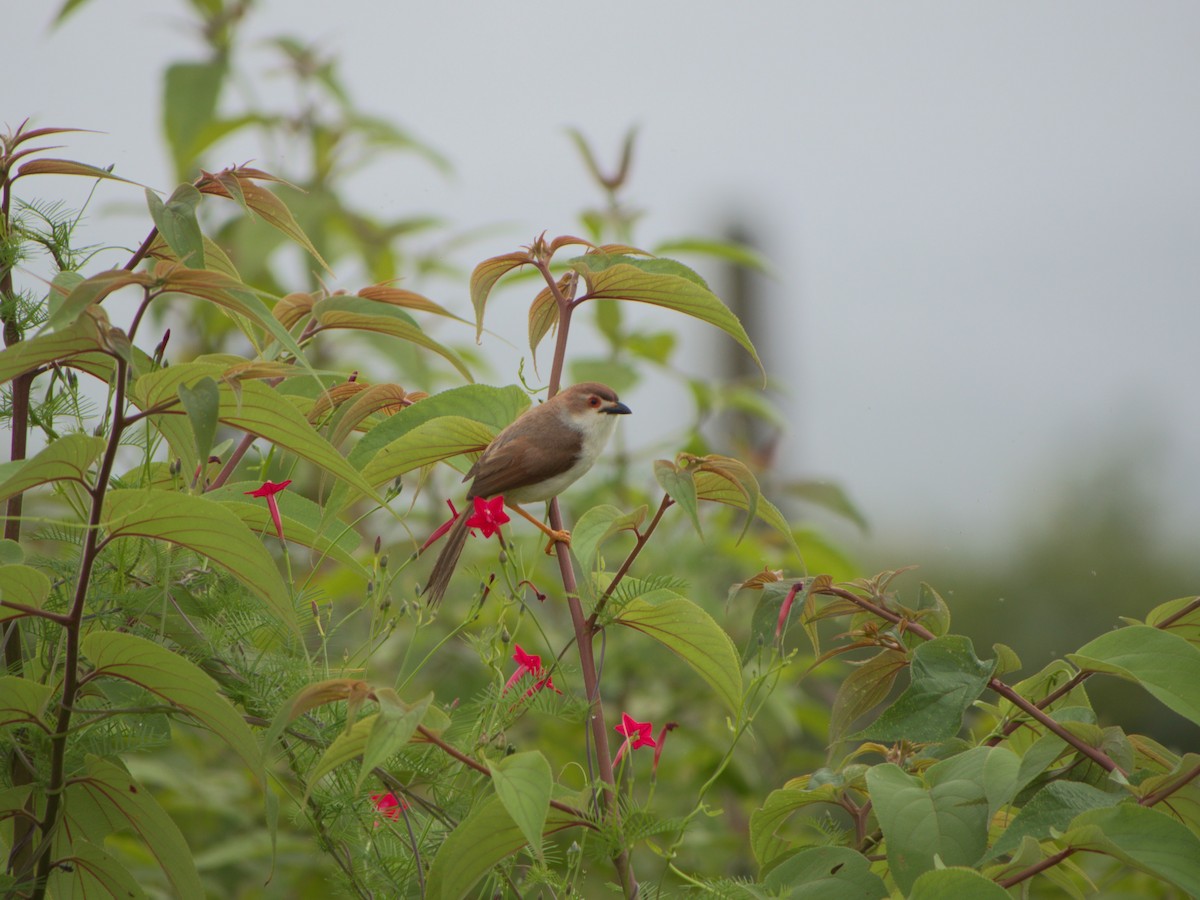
[423,513,470,607]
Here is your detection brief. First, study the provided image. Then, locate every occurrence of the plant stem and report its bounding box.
[27,355,128,899]
[537,259,638,898]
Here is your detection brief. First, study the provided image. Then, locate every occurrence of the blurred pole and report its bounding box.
[717,220,779,470]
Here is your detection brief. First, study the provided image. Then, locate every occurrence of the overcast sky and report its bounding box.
[9,2,1200,560]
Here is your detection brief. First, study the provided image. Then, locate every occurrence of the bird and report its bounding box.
[422,382,631,606]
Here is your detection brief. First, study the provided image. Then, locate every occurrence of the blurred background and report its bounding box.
[9,1,1199,742]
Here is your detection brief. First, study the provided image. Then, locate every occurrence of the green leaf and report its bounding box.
[614,589,742,712]
[854,636,995,742]
[567,357,639,396]
[0,433,105,506]
[0,564,52,623]
[0,312,103,386]
[213,484,362,570]
[990,780,1122,859]
[80,631,264,781]
[146,183,205,268]
[488,750,553,862]
[787,480,864,535]
[693,469,801,557]
[829,649,908,745]
[654,459,700,536]
[570,254,764,381]
[425,795,583,900]
[363,384,529,458]
[314,295,471,381]
[163,60,226,178]
[0,674,53,727]
[1062,803,1200,895]
[470,251,531,341]
[62,755,203,898]
[1143,595,1200,646]
[102,489,296,635]
[654,236,773,274]
[908,868,1011,900]
[762,846,888,899]
[46,269,149,330]
[177,376,220,465]
[927,745,1021,822]
[358,416,497,489]
[570,503,644,575]
[865,762,990,893]
[1069,625,1200,727]
[749,784,840,870]
[135,373,380,501]
[46,838,148,900]
[358,691,432,789]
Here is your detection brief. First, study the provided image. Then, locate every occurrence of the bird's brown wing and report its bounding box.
[466,425,582,499]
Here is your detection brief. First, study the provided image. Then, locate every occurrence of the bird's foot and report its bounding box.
[543,529,571,554]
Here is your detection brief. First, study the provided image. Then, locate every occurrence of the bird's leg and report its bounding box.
[505,502,570,554]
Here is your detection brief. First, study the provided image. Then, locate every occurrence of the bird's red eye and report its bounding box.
[589,396,600,407]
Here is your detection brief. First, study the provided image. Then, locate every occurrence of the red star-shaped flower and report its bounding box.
[370,791,408,827]
[464,495,510,538]
[245,479,292,541]
[613,712,658,766]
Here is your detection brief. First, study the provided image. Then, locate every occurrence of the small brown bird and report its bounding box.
[423,382,631,606]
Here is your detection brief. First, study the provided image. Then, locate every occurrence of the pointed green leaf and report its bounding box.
[15,157,143,188]
[358,415,497,488]
[239,179,332,273]
[854,636,995,742]
[762,846,888,899]
[694,469,800,556]
[81,631,263,780]
[1063,803,1200,895]
[488,750,553,862]
[102,489,296,635]
[425,795,583,900]
[654,460,700,536]
[146,183,205,268]
[829,648,908,744]
[0,433,105,505]
[177,376,220,465]
[866,762,990,893]
[46,269,149,330]
[349,383,530,467]
[614,589,742,711]
[0,312,104,386]
[787,479,869,532]
[0,564,52,623]
[470,251,531,341]
[654,236,773,274]
[358,691,433,789]
[63,755,203,898]
[750,784,840,870]
[570,254,763,380]
[314,295,471,381]
[990,780,1122,859]
[570,503,644,575]
[0,674,53,727]
[1069,625,1200,727]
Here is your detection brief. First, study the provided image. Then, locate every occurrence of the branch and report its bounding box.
[587,493,674,627]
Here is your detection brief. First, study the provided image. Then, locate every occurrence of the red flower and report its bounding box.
[421,500,460,552]
[245,479,292,541]
[613,712,658,766]
[465,495,510,538]
[503,644,542,694]
[524,673,561,699]
[775,581,804,639]
[370,791,407,827]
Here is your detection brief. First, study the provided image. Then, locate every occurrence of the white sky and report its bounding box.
[8,2,1200,558]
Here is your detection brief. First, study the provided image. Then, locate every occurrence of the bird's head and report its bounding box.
[556,382,632,434]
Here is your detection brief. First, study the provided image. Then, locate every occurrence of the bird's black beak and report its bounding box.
[604,400,632,415]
